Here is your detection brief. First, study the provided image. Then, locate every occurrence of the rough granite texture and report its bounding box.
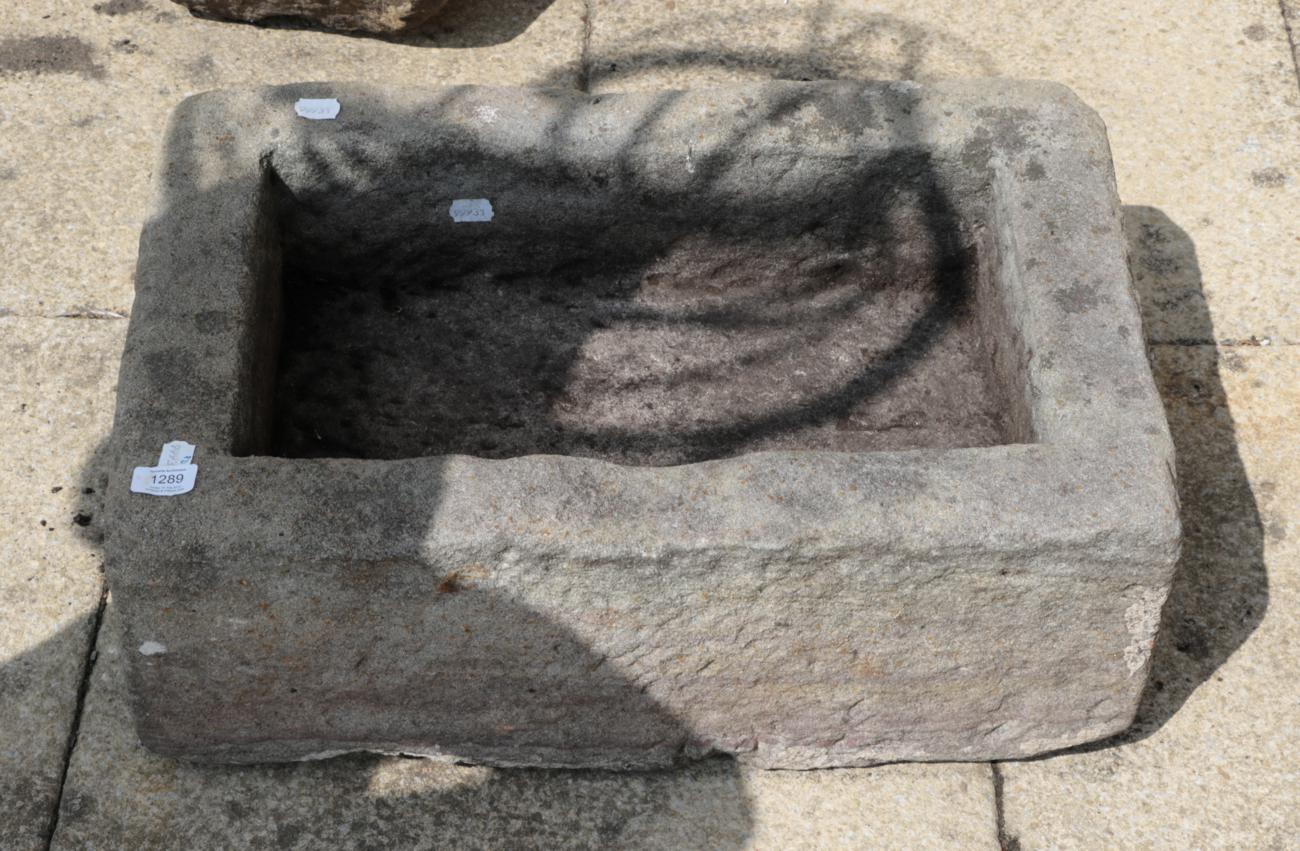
[172,0,450,35]
[104,80,1181,769]
[50,605,1003,850]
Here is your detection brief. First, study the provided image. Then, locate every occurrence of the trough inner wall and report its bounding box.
[253,148,1030,464]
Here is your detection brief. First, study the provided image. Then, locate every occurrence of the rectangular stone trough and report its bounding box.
[106,81,1180,769]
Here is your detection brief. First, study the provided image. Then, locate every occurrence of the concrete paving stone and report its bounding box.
[586,0,1300,344]
[0,317,125,851]
[50,603,999,850]
[0,0,585,315]
[998,342,1299,850]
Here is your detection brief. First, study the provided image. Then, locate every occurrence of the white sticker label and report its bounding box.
[450,198,494,223]
[130,464,198,496]
[138,641,167,656]
[295,98,340,120]
[158,440,195,466]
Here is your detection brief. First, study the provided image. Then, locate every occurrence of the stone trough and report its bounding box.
[106,81,1180,768]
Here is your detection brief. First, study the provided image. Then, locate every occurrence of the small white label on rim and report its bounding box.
[138,641,167,656]
[450,198,493,223]
[158,440,195,466]
[295,98,340,120]
[130,464,198,496]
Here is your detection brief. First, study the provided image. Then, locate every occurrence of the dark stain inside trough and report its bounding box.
[269,166,1014,465]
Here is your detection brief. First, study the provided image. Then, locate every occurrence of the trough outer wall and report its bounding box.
[105,81,1181,768]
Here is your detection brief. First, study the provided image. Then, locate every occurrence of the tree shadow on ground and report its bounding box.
[551,2,998,90]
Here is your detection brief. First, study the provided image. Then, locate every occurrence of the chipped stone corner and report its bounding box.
[1123,587,1170,676]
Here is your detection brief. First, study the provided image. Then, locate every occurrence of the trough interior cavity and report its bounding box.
[265,155,1020,466]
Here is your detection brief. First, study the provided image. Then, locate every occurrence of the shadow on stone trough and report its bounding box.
[11,445,757,849]
[15,13,1212,844]
[40,75,993,843]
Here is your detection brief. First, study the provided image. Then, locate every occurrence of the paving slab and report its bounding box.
[991,203,1299,848]
[991,256,1299,851]
[0,317,124,851]
[585,0,1300,344]
[999,343,1299,850]
[50,605,999,851]
[0,0,584,315]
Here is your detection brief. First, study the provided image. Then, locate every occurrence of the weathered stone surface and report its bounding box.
[172,0,449,35]
[105,80,1179,768]
[51,605,1001,850]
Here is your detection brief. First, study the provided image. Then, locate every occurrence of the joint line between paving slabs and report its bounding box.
[577,0,595,92]
[1279,0,1300,95]
[1149,339,1294,348]
[41,584,109,850]
[0,309,128,321]
[990,762,1022,851]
